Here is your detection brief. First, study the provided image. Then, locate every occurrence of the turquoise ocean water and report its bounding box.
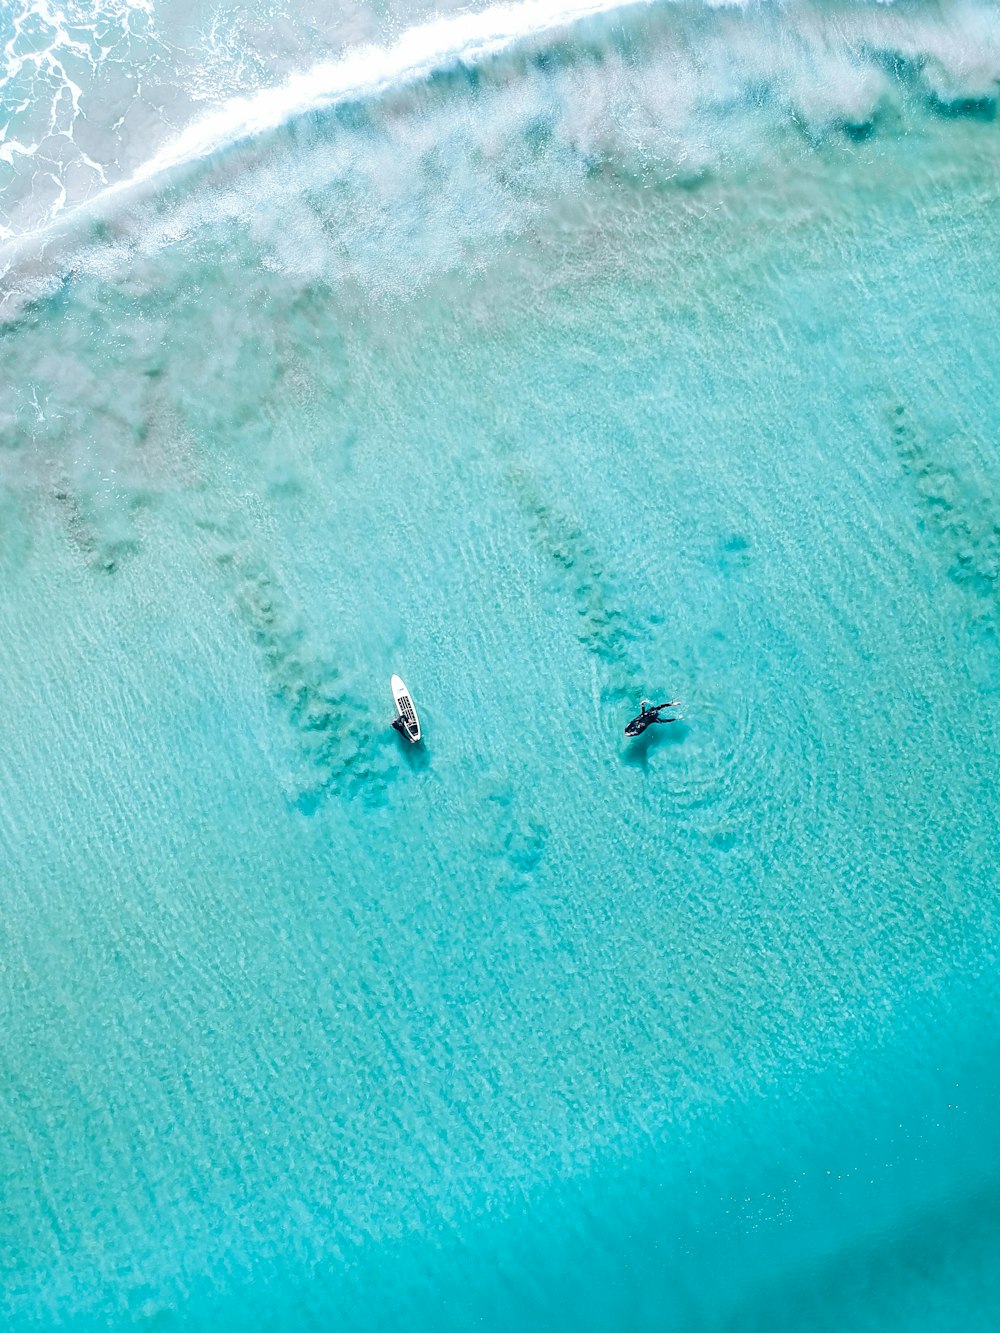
[1,0,999,1327]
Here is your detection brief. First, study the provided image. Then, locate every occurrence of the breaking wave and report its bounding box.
[2,0,999,316]
[1,0,653,244]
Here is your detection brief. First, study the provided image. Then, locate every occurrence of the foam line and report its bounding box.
[0,0,655,264]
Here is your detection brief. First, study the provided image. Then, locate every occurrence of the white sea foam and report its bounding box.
[136,0,655,178]
[0,0,654,258]
[2,0,999,320]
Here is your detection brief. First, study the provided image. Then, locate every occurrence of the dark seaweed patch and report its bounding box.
[927,93,997,122]
[888,403,1000,612]
[52,483,138,574]
[870,49,925,86]
[840,117,877,143]
[718,531,753,580]
[507,461,641,698]
[205,531,389,807]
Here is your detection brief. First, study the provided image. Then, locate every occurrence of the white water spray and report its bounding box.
[0,0,654,264]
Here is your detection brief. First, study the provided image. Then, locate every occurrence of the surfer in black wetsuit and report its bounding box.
[625,699,680,737]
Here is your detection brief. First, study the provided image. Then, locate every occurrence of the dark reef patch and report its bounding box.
[506,460,642,699]
[52,483,140,575]
[887,402,1000,621]
[199,521,389,808]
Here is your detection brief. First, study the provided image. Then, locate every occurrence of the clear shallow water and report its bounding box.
[1,1,999,1329]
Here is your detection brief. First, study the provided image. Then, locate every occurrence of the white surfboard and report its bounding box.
[390,674,421,743]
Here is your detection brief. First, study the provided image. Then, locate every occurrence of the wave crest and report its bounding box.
[2,0,999,316]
